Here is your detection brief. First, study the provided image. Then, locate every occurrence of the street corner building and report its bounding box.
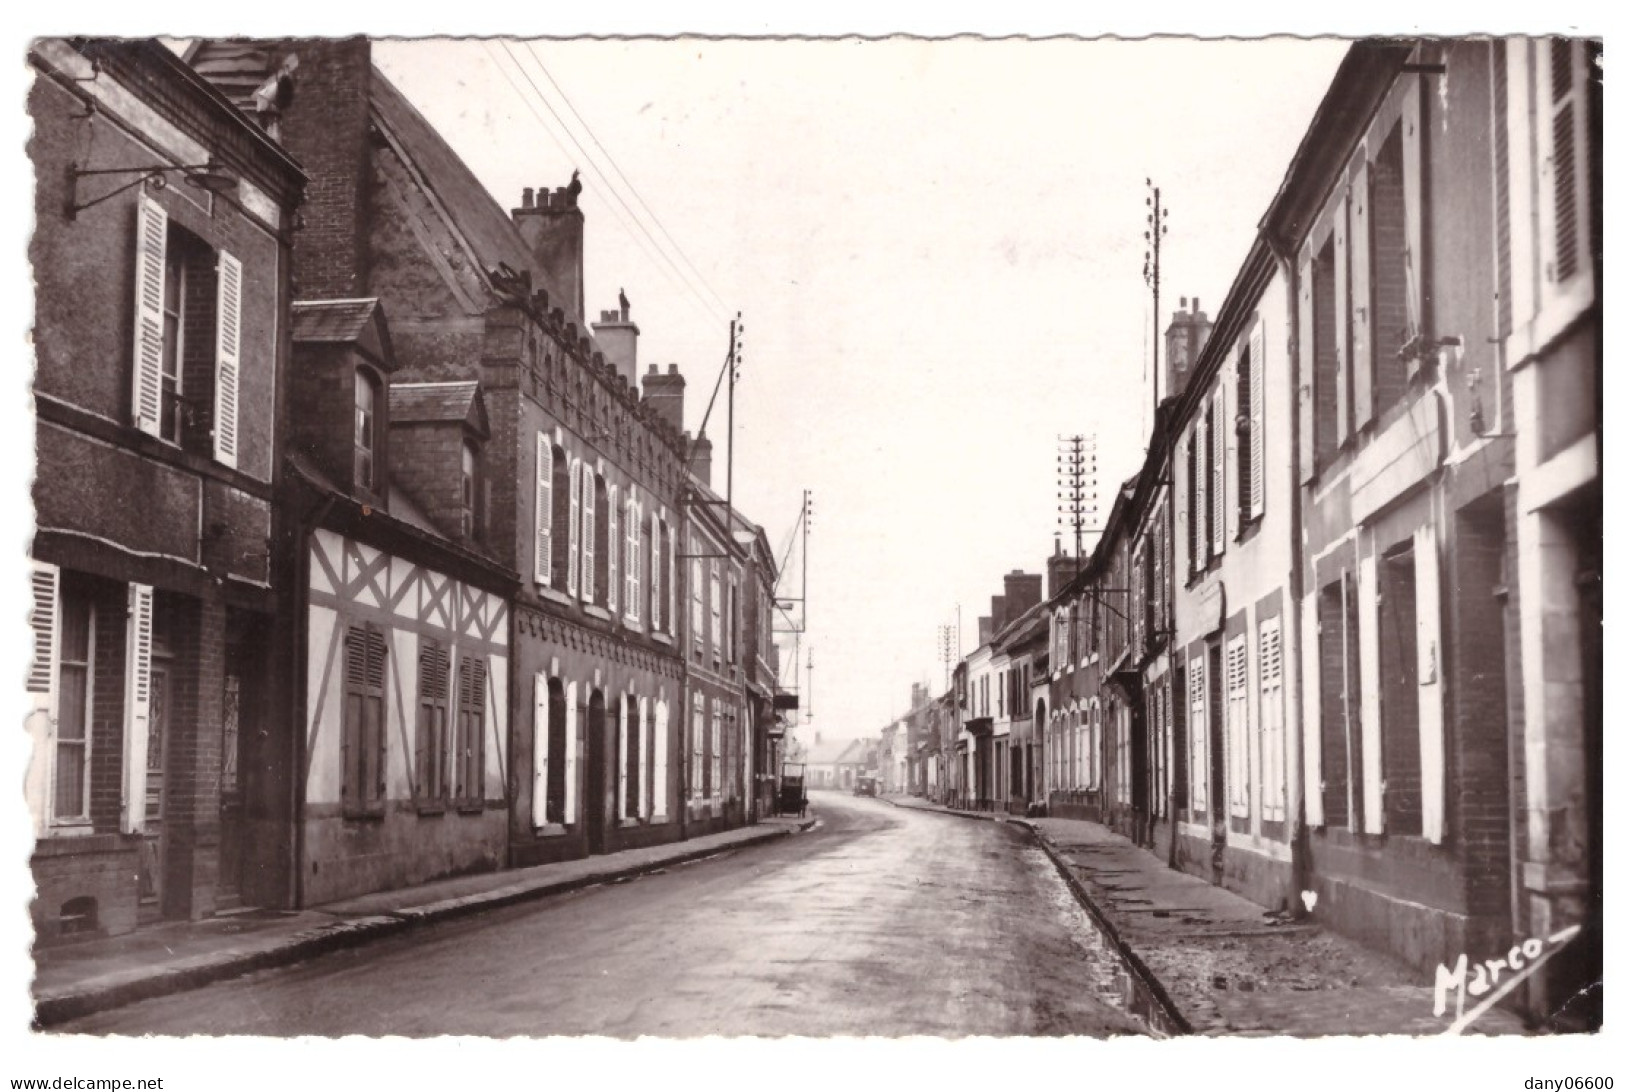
[27,36,786,940]
[26,38,306,938]
[902,38,1600,1030]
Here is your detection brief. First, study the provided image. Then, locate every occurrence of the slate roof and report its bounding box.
[389,381,489,438]
[291,298,381,342]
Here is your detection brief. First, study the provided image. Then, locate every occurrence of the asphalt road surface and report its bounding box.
[61,793,1149,1037]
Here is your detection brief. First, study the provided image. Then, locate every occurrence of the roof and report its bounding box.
[291,298,395,369]
[804,738,855,765]
[389,380,489,438]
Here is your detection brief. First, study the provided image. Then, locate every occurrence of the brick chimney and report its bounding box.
[643,363,685,434]
[592,305,639,389]
[990,595,1008,636]
[1003,570,1043,621]
[512,182,586,325]
[978,616,992,647]
[1047,542,1083,599]
[688,432,713,488]
[1164,295,1213,402]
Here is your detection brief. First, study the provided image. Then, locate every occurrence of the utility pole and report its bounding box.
[727,313,742,533]
[1144,179,1171,412]
[1057,433,1100,560]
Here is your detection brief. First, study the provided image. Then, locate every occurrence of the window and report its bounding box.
[1189,650,1208,816]
[690,549,705,662]
[1236,342,1254,522]
[1305,230,1342,468]
[710,561,722,664]
[567,459,582,597]
[607,484,620,614]
[1317,580,1352,829]
[691,696,705,797]
[455,652,488,808]
[343,624,388,817]
[625,697,641,819]
[461,441,484,542]
[649,517,662,631]
[1226,633,1250,820]
[53,584,93,823]
[1259,618,1285,824]
[1369,125,1411,412]
[1209,390,1225,557]
[532,674,569,827]
[354,369,380,494]
[130,198,242,466]
[1378,542,1422,835]
[416,638,451,806]
[624,499,640,623]
[534,436,554,585]
[583,472,600,604]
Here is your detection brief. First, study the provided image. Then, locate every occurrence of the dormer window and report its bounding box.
[355,368,380,493]
[461,439,485,542]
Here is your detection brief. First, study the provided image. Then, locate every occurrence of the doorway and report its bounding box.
[137,663,170,923]
[585,690,607,854]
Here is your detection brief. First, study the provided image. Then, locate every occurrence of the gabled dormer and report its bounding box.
[388,380,492,547]
[289,298,399,504]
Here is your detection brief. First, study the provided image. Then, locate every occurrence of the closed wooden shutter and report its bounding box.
[653,699,669,818]
[343,624,388,815]
[456,655,486,805]
[1302,595,1325,828]
[1194,419,1208,566]
[650,520,662,630]
[532,673,549,828]
[1332,194,1352,446]
[582,472,597,604]
[131,198,167,436]
[639,696,651,820]
[1250,324,1266,520]
[1415,523,1445,843]
[1259,619,1285,822]
[1545,40,1583,285]
[607,485,620,614]
[1188,653,1207,814]
[1297,255,1318,483]
[1357,553,1384,834]
[27,562,60,834]
[567,459,581,597]
[1227,634,1249,819]
[1212,390,1226,555]
[122,583,154,833]
[417,639,450,802]
[626,501,640,622]
[617,693,629,821]
[1351,161,1375,431]
[534,436,552,585]
[1401,83,1428,351]
[563,680,578,823]
[212,250,242,467]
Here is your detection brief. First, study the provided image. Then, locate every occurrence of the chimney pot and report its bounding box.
[648,363,659,376]
[522,187,535,209]
[667,363,679,375]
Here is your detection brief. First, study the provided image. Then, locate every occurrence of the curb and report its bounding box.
[34,820,812,1029]
[887,798,1191,1035]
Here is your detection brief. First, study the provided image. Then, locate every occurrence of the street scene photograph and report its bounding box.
[5,12,1609,1087]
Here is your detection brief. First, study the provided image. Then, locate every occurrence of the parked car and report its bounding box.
[854,775,878,798]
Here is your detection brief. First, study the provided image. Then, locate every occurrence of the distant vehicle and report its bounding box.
[853,775,878,798]
[779,763,807,817]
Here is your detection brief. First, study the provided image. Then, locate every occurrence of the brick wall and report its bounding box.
[277,38,374,300]
[390,421,469,541]
[158,594,226,920]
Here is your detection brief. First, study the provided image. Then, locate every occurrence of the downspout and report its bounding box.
[289,486,337,910]
[1265,228,1312,913]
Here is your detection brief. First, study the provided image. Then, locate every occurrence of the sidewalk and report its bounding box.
[32,813,815,1029]
[885,795,1528,1037]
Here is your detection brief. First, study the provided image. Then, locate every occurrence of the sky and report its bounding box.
[373,36,1348,742]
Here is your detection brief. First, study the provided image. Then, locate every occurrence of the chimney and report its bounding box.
[1003,570,1043,620]
[592,306,640,389]
[689,432,714,488]
[1046,543,1083,600]
[1163,294,1213,402]
[511,181,586,325]
[990,595,1008,635]
[978,615,992,647]
[643,363,686,435]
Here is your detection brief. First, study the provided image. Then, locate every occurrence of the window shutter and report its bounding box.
[1260,619,1285,822]
[563,680,578,824]
[640,696,652,820]
[212,250,243,467]
[1250,324,1266,520]
[534,437,552,585]
[1357,554,1384,834]
[1194,421,1208,565]
[1543,40,1585,287]
[567,459,581,597]
[131,197,167,436]
[121,583,154,833]
[625,502,640,622]
[607,485,620,614]
[653,699,669,818]
[532,673,550,827]
[1227,635,1248,818]
[1415,523,1446,844]
[1188,654,1207,813]
[1213,387,1227,555]
[1401,84,1428,349]
[26,562,60,835]
[582,472,597,604]
[1350,161,1375,431]
[1297,256,1318,483]
[1332,194,1352,447]
[1302,595,1325,828]
[650,520,662,630]
[617,692,629,821]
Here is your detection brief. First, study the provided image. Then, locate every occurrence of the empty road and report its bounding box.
[62,793,1149,1037]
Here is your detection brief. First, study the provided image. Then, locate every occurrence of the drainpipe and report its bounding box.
[289,487,337,910]
[1264,229,1312,913]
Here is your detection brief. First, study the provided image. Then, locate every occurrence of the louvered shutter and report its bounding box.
[1415,523,1446,843]
[640,696,652,820]
[653,699,669,818]
[1401,83,1428,353]
[607,485,620,614]
[122,583,154,833]
[1302,595,1325,828]
[1297,255,1318,483]
[534,436,552,585]
[26,562,60,834]
[1259,620,1285,822]
[1357,553,1384,834]
[1194,420,1208,566]
[567,460,581,597]
[1215,387,1229,554]
[650,520,662,630]
[617,693,629,821]
[1227,634,1248,818]
[563,680,578,823]
[1332,195,1352,446]
[532,674,550,827]
[582,472,596,604]
[1546,41,1582,285]
[212,250,242,467]
[131,197,167,436]
[625,501,640,622]
[1188,653,1207,814]
[1350,161,1375,431]
[1250,324,1266,520]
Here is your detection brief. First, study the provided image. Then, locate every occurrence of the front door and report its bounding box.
[137,665,170,923]
[216,670,245,909]
[585,692,606,854]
